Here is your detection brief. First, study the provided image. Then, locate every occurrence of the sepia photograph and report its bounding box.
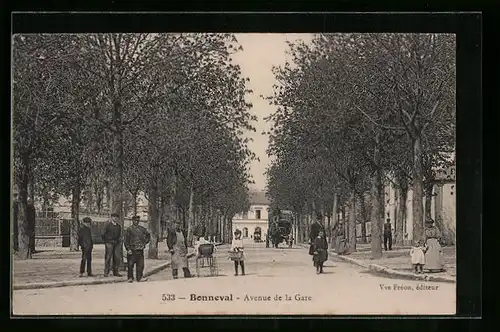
[11,30,457,316]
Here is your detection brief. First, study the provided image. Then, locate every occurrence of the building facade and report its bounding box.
[232,191,270,240]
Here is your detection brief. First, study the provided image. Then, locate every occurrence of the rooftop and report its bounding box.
[249,191,270,206]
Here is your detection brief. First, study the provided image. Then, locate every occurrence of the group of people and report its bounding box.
[77,214,195,282]
[307,213,445,275]
[410,218,445,273]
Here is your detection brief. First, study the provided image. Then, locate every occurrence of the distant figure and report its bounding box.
[167,220,192,279]
[230,229,245,276]
[288,233,294,248]
[334,220,348,255]
[102,213,123,277]
[384,219,393,251]
[313,230,328,274]
[78,217,94,277]
[410,238,428,274]
[424,218,444,272]
[124,216,151,282]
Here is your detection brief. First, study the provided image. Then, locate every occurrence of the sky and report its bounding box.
[231,33,313,192]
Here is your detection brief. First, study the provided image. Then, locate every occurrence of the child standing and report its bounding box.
[231,230,245,276]
[410,239,428,274]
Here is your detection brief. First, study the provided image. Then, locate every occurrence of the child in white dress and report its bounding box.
[231,230,245,276]
[410,238,428,274]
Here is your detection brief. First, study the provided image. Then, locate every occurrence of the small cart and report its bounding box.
[196,244,218,277]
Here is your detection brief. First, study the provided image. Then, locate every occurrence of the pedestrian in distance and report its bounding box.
[230,229,245,276]
[334,220,349,255]
[124,216,151,282]
[167,220,192,279]
[384,218,393,251]
[78,217,94,277]
[410,238,428,274]
[102,213,123,277]
[313,230,328,274]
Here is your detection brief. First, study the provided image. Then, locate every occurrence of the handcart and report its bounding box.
[228,250,244,261]
[196,243,218,277]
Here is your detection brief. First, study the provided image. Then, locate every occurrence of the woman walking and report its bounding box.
[313,230,328,274]
[424,218,444,272]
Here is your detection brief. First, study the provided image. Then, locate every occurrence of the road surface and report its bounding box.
[12,240,456,315]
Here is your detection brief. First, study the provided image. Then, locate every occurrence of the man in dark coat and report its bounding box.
[124,216,151,282]
[78,217,94,277]
[383,218,393,251]
[102,213,123,277]
[309,213,326,243]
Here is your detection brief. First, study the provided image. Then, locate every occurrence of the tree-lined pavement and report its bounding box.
[13,242,192,288]
[13,240,455,315]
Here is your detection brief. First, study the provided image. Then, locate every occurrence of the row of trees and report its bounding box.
[265,33,455,258]
[13,33,255,260]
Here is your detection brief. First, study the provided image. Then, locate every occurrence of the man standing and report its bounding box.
[309,213,326,243]
[102,213,123,277]
[124,216,151,282]
[78,217,94,277]
[384,218,393,251]
[167,220,192,279]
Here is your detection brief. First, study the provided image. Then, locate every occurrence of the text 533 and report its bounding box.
[162,293,176,301]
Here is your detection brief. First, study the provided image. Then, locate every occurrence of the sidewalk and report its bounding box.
[302,243,456,283]
[12,242,194,290]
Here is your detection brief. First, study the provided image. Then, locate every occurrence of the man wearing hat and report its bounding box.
[78,217,94,277]
[124,216,151,282]
[102,213,123,277]
[166,220,192,279]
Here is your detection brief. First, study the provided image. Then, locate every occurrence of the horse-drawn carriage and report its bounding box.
[268,209,293,248]
[254,227,262,242]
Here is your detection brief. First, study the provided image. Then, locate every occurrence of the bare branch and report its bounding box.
[353,105,405,131]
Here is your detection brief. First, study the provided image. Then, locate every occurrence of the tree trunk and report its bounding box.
[412,134,425,242]
[70,179,81,251]
[348,188,357,252]
[424,182,433,220]
[16,155,31,259]
[132,190,138,216]
[186,184,195,247]
[396,183,408,246]
[370,133,383,259]
[148,184,159,259]
[359,192,367,244]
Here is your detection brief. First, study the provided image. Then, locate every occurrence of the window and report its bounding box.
[243,227,248,238]
[255,209,261,220]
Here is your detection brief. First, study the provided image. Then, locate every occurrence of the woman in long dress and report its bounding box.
[424,218,444,272]
[335,221,348,255]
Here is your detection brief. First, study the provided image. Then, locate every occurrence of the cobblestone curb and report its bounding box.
[13,252,195,290]
[300,244,455,284]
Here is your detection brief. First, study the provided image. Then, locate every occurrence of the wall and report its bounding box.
[232,220,269,240]
[381,180,455,244]
[233,204,269,221]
